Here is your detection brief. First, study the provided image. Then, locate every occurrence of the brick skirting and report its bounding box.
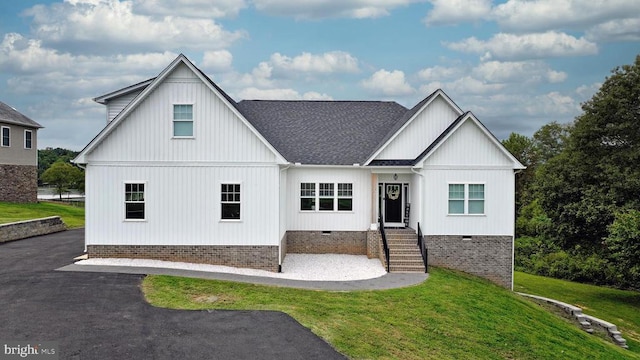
[0,216,66,243]
[425,235,513,289]
[87,245,279,272]
[286,231,367,255]
[0,164,38,203]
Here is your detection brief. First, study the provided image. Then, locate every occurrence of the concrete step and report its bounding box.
[389,266,426,273]
[389,249,422,255]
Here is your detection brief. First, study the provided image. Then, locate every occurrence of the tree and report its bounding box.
[41,161,83,200]
[532,121,571,164]
[38,148,79,182]
[605,210,640,288]
[502,133,537,220]
[537,55,640,250]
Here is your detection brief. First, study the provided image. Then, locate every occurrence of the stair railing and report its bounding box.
[417,222,428,273]
[378,215,390,272]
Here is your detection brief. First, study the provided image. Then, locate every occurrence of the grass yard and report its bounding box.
[143,267,638,359]
[0,201,85,228]
[515,271,640,353]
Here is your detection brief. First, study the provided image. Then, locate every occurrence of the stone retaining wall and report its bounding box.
[0,216,66,243]
[286,231,367,255]
[87,244,279,272]
[0,164,38,203]
[425,235,513,289]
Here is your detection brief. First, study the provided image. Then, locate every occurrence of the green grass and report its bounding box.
[515,271,640,352]
[0,201,85,228]
[143,267,638,359]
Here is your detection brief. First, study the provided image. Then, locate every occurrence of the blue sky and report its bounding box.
[0,0,638,150]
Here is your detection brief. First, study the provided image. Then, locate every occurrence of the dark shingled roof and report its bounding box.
[0,101,42,128]
[236,100,408,165]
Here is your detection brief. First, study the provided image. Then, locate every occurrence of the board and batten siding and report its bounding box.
[85,164,280,247]
[87,63,277,164]
[106,90,143,123]
[286,167,372,231]
[375,96,460,160]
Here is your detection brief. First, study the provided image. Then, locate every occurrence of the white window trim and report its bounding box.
[172,103,195,139]
[1,126,9,147]
[24,129,33,149]
[299,182,354,213]
[447,182,485,216]
[220,182,242,222]
[124,181,147,222]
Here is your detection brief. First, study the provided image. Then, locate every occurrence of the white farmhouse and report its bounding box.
[74,54,524,288]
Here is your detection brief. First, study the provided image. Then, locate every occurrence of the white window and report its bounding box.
[221,184,241,220]
[448,183,484,215]
[173,104,193,137]
[300,182,353,212]
[125,183,145,220]
[1,126,9,147]
[24,130,32,149]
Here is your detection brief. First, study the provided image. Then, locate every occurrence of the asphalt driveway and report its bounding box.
[0,229,346,359]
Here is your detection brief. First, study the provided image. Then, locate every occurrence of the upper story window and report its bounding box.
[24,130,32,149]
[300,182,353,212]
[173,104,193,137]
[448,183,484,215]
[1,126,9,147]
[125,183,145,220]
[221,184,241,220]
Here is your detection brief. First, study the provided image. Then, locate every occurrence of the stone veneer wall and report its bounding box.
[88,245,279,272]
[286,231,367,255]
[425,235,513,289]
[0,165,38,203]
[0,216,66,243]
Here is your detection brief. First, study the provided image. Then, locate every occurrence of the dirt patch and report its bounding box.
[190,294,239,304]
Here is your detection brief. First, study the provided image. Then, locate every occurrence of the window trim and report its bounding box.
[447,183,485,216]
[172,103,195,139]
[1,126,9,147]
[24,129,33,149]
[124,181,146,222]
[220,182,242,221]
[300,182,354,213]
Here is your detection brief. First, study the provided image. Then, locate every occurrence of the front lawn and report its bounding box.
[143,267,637,359]
[0,201,85,228]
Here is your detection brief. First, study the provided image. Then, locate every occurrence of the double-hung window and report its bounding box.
[300,182,353,212]
[448,183,484,215]
[125,183,145,220]
[1,126,9,147]
[24,130,32,149]
[173,104,193,137]
[221,184,241,220]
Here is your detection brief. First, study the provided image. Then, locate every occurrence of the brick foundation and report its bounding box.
[286,231,367,255]
[425,235,513,289]
[87,245,279,272]
[0,164,38,203]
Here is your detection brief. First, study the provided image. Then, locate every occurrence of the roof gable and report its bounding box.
[74,54,287,164]
[0,101,43,129]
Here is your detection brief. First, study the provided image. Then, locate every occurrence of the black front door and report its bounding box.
[384,183,402,223]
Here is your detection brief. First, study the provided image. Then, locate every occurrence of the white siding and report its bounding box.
[424,120,514,167]
[88,64,276,163]
[106,91,142,123]
[376,96,460,160]
[422,169,515,235]
[85,164,280,246]
[286,167,372,231]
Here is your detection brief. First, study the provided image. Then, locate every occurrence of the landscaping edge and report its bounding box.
[0,216,66,243]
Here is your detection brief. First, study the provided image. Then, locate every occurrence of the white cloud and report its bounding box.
[575,82,601,101]
[492,0,637,32]
[23,0,245,54]
[134,0,247,18]
[472,60,567,84]
[202,50,233,72]
[524,91,579,116]
[269,51,359,74]
[423,0,492,26]
[361,69,415,96]
[586,17,640,42]
[417,65,464,81]
[252,0,420,19]
[446,31,598,61]
[237,87,332,100]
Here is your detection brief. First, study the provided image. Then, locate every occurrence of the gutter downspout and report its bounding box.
[278,163,292,273]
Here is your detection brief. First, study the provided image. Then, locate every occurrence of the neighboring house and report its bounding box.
[0,101,42,203]
[74,55,524,288]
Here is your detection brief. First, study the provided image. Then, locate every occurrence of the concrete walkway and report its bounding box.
[59,262,429,291]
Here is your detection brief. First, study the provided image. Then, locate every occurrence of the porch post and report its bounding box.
[371,173,378,225]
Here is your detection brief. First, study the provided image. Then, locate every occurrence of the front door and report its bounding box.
[384,183,403,223]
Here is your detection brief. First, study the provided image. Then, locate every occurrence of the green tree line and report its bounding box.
[503,55,640,289]
[38,147,84,199]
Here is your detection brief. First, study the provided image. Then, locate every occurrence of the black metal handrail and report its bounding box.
[378,216,390,272]
[417,222,428,273]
